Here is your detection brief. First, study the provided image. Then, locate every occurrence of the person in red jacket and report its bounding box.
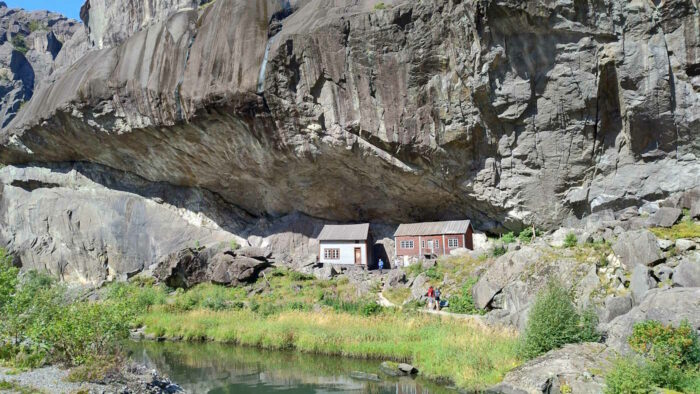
[426,286,435,310]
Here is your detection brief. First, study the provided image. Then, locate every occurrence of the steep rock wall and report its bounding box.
[0,0,698,280]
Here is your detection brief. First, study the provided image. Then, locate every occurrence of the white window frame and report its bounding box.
[400,240,414,249]
[324,248,340,260]
[448,238,459,248]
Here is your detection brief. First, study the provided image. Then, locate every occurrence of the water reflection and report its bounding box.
[128,341,456,394]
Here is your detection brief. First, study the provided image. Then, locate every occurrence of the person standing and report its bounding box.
[426,286,435,309]
[378,258,384,274]
[434,288,441,311]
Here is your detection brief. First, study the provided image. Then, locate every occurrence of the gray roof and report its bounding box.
[394,220,471,237]
[318,223,370,241]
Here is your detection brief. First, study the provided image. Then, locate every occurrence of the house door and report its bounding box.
[427,240,434,252]
[354,248,362,265]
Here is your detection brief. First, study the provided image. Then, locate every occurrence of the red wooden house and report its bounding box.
[394,220,473,262]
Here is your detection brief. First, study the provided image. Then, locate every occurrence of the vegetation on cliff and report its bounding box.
[605,321,700,393]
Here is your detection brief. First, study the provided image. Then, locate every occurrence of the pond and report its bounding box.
[128,341,457,393]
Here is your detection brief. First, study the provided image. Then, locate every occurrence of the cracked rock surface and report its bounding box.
[0,0,698,281]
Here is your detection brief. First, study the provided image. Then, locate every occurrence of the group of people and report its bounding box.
[425,286,442,310]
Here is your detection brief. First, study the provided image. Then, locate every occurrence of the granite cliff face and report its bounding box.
[0,0,698,282]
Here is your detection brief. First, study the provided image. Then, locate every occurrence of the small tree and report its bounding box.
[519,281,599,359]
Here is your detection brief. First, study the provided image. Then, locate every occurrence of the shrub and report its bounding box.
[621,320,700,391]
[492,245,506,257]
[563,233,577,248]
[289,270,314,281]
[0,249,18,310]
[447,278,483,314]
[518,281,599,359]
[501,232,516,244]
[11,35,28,54]
[374,2,386,10]
[628,320,700,367]
[229,239,239,250]
[604,356,655,394]
[425,266,441,280]
[518,228,541,243]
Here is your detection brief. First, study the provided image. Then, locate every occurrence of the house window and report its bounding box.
[435,240,439,249]
[324,248,340,260]
[448,238,459,248]
[400,240,414,249]
[421,240,425,248]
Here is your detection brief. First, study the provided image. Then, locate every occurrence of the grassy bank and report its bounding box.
[125,266,520,389]
[139,308,520,389]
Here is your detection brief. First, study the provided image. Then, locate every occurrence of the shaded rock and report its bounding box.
[490,343,612,394]
[410,273,431,301]
[675,239,696,253]
[672,253,700,288]
[612,230,663,269]
[313,265,338,280]
[691,203,700,219]
[349,371,380,382]
[397,363,418,375]
[652,264,674,283]
[647,207,682,228]
[601,295,633,323]
[209,254,270,286]
[379,361,416,377]
[383,268,407,290]
[657,238,674,251]
[473,247,543,309]
[630,265,656,305]
[379,361,402,377]
[606,288,700,353]
[421,260,437,270]
[236,246,271,261]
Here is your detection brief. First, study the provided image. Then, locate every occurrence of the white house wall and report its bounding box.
[319,241,367,265]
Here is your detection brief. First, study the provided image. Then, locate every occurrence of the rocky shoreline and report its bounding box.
[0,362,184,394]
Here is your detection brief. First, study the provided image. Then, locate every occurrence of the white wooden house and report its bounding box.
[318,223,371,266]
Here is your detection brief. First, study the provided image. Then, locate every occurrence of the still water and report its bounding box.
[128,341,457,394]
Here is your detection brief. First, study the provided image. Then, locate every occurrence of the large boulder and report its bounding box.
[208,253,270,286]
[600,295,633,324]
[605,288,700,353]
[611,230,663,270]
[672,252,700,288]
[473,247,543,309]
[646,207,682,228]
[383,268,407,290]
[410,273,431,301]
[630,265,656,305]
[488,343,612,394]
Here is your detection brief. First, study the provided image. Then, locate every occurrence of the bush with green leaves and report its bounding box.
[563,233,578,248]
[501,232,516,244]
[11,35,28,54]
[605,320,700,393]
[0,253,158,369]
[518,281,600,359]
[447,278,483,314]
[373,2,386,10]
[492,245,506,257]
[518,228,541,243]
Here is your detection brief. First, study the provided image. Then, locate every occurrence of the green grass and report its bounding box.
[139,308,520,389]
[0,379,43,393]
[383,287,411,305]
[650,220,700,241]
[130,265,520,389]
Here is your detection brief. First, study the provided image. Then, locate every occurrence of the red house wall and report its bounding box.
[396,226,473,257]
